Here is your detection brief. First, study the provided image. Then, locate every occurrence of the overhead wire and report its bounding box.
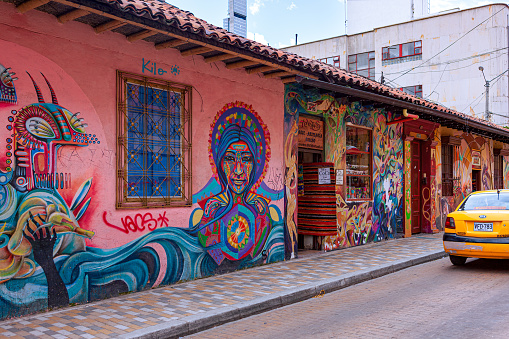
[391,6,506,82]
[425,64,448,99]
[377,49,508,76]
[377,47,508,76]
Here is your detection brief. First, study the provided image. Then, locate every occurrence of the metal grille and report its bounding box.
[116,71,192,208]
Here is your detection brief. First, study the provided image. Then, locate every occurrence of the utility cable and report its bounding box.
[391,6,506,82]
[425,64,448,99]
[377,49,508,76]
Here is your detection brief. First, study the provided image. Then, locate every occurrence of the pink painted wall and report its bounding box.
[0,1,285,318]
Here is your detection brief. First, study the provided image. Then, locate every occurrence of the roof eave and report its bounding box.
[296,76,509,142]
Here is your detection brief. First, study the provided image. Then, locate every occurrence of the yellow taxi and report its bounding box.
[443,189,509,265]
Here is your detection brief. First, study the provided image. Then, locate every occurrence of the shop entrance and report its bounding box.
[297,148,323,252]
[411,140,422,234]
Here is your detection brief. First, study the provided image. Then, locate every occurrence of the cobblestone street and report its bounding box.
[191,257,509,339]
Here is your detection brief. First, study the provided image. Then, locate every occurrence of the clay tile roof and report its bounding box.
[95,0,507,133]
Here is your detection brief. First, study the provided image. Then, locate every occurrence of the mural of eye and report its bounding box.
[15,105,60,146]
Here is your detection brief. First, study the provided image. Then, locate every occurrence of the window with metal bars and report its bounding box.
[494,155,504,189]
[442,144,454,196]
[116,71,192,208]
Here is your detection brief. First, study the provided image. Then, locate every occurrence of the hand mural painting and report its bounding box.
[24,219,69,309]
[189,102,283,265]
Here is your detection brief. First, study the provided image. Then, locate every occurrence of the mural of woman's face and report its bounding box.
[222,141,254,194]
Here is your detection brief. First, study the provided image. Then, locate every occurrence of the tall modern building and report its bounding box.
[223,0,247,37]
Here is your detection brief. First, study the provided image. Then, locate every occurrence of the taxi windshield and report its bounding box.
[458,192,509,211]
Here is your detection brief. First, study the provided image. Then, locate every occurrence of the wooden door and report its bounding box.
[411,141,421,234]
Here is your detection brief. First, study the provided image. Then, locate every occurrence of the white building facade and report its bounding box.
[347,0,430,35]
[283,4,509,126]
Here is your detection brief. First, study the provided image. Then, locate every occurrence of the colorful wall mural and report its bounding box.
[0,39,284,319]
[284,84,404,253]
[437,129,495,229]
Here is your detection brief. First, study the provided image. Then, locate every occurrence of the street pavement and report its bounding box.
[191,256,509,339]
[0,233,444,339]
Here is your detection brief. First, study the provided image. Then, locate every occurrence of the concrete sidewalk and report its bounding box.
[0,233,445,339]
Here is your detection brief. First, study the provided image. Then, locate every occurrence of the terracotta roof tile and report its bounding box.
[95,0,507,133]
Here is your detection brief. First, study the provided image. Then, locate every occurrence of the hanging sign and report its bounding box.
[472,150,481,170]
[318,167,331,185]
[298,116,323,150]
[336,169,344,185]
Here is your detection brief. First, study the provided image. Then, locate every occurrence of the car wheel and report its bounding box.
[449,255,467,266]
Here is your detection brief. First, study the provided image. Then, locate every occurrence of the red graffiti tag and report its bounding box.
[102,211,170,234]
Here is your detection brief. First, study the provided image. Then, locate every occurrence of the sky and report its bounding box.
[167,0,507,48]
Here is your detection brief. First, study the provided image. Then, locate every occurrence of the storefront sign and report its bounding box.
[298,116,323,150]
[336,169,344,185]
[472,149,481,170]
[318,167,331,185]
[409,132,427,140]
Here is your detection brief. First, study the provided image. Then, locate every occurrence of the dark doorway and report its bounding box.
[472,169,481,192]
[411,141,421,234]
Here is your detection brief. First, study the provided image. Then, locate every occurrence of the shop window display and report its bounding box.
[346,125,372,200]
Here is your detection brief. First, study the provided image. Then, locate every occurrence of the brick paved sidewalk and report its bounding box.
[0,233,444,339]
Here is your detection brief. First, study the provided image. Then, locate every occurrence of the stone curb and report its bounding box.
[119,249,446,339]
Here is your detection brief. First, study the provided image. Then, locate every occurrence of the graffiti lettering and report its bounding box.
[142,58,167,76]
[142,58,180,77]
[103,211,170,234]
[266,166,284,192]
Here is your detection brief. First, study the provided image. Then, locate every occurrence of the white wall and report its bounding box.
[347,0,429,35]
[283,4,509,126]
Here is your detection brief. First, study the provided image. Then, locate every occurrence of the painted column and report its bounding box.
[404,138,412,238]
[283,92,299,259]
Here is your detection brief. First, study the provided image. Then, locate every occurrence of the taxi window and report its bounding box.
[458,193,509,211]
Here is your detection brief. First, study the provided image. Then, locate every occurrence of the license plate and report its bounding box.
[474,222,493,232]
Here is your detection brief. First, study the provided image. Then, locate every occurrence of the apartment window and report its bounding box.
[319,56,340,67]
[348,52,375,80]
[382,41,422,65]
[494,155,504,189]
[116,71,192,208]
[346,124,372,200]
[400,85,423,98]
[442,144,454,196]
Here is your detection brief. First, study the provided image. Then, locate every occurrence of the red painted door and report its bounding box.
[411,141,421,234]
